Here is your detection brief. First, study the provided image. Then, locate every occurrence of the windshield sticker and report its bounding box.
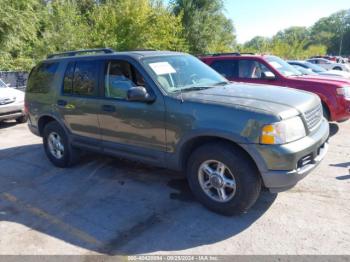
[269,61,282,69]
[149,62,176,75]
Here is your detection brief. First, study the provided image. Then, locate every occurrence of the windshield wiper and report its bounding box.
[180,86,211,92]
[213,81,230,86]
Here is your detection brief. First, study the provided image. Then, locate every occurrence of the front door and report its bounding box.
[97,59,166,164]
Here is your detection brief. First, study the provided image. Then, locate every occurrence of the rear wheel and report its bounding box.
[43,121,79,167]
[186,143,261,216]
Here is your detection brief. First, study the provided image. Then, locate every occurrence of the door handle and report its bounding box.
[57,99,67,107]
[102,105,116,112]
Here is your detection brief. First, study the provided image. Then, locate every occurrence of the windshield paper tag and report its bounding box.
[149,62,176,75]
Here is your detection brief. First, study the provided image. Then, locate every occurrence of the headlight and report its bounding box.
[337,86,350,99]
[260,116,306,144]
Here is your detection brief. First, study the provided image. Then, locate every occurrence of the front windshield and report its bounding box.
[0,79,7,88]
[266,56,302,77]
[293,65,317,75]
[303,62,326,73]
[142,55,228,93]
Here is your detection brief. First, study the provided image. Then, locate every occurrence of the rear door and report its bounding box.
[97,58,166,164]
[57,60,103,146]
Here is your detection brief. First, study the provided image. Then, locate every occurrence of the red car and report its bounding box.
[200,54,350,122]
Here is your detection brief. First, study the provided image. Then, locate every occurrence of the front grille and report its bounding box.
[304,104,323,131]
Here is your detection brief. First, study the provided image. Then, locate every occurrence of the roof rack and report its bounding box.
[211,52,256,56]
[212,52,241,56]
[47,48,115,59]
[129,48,157,51]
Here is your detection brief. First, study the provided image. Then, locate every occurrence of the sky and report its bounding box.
[223,0,350,43]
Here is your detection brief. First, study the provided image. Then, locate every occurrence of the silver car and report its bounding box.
[0,79,27,123]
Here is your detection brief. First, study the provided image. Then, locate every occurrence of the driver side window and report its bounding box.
[105,61,145,99]
[238,60,273,79]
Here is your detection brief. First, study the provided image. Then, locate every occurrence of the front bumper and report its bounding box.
[243,118,329,192]
[0,103,24,121]
[263,142,328,193]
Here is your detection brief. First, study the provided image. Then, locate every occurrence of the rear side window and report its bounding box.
[210,60,238,78]
[63,61,99,96]
[27,62,59,93]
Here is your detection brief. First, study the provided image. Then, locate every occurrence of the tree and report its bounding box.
[171,0,236,54]
[242,36,270,53]
[0,0,42,70]
[310,9,350,55]
[88,0,187,51]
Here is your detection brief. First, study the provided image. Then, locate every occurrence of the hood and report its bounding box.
[288,75,350,86]
[320,70,350,78]
[181,83,319,120]
[0,87,24,100]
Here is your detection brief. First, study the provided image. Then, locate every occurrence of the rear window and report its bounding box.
[63,61,99,96]
[27,62,59,93]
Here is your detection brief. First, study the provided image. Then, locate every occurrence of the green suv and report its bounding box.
[25,49,329,215]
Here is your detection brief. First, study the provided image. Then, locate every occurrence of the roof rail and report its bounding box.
[240,52,256,55]
[212,52,241,56]
[47,48,115,59]
[129,48,157,51]
[210,52,256,57]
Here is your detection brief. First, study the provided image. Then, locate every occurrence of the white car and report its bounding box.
[288,60,350,79]
[307,58,350,72]
[0,78,27,123]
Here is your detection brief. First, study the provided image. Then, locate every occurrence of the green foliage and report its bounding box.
[241,26,328,59]
[310,9,350,55]
[241,9,350,59]
[171,0,236,54]
[0,0,189,71]
[89,0,187,51]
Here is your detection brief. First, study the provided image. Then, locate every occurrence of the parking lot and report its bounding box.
[0,120,349,255]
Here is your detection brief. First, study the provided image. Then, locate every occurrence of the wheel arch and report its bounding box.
[38,114,65,136]
[179,135,260,175]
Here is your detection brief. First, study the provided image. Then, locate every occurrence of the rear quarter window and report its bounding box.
[27,62,59,93]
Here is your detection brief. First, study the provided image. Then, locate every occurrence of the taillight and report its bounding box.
[24,101,29,114]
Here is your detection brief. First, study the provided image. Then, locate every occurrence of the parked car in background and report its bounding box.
[307,58,350,72]
[310,55,336,62]
[201,53,350,122]
[0,78,27,123]
[288,60,350,79]
[25,49,329,215]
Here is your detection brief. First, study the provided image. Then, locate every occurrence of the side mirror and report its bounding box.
[127,86,155,103]
[262,71,276,80]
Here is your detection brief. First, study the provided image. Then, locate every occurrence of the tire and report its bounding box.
[16,115,27,123]
[333,66,342,71]
[186,143,262,216]
[43,121,79,168]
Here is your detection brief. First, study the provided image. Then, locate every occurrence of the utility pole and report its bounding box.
[339,13,350,56]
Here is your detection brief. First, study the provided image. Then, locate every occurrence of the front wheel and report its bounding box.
[333,66,342,71]
[186,143,261,216]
